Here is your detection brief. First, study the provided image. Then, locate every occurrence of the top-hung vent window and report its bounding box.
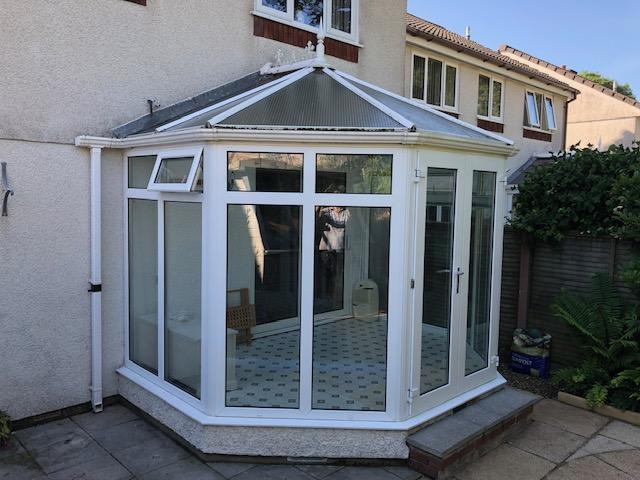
[148,148,203,192]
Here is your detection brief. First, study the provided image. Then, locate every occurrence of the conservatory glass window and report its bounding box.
[148,148,203,192]
[316,154,392,194]
[228,152,303,192]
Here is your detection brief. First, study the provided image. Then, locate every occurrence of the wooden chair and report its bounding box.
[226,288,256,345]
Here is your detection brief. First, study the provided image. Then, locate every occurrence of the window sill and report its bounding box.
[522,128,553,142]
[251,10,362,48]
[438,110,460,119]
[477,118,504,134]
[253,14,361,63]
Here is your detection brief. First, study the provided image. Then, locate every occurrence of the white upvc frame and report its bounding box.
[477,74,504,123]
[408,152,505,415]
[524,90,541,129]
[544,95,558,131]
[253,0,360,45]
[125,149,205,411]
[147,147,203,192]
[209,143,408,423]
[524,90,557,132]
[410,51,459,113]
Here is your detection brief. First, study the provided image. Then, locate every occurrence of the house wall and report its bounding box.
[0,0,407,420]
[500,51,640,149]
[405,40,570,173]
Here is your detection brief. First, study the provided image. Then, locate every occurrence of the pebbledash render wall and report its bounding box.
[0,0,407,420]
[499,48,640,150]
[404,39,570,173]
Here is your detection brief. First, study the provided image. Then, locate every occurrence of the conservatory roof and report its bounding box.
[119,66,513,146]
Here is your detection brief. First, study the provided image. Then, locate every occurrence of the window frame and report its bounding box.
[477,74,504,123]
[410,52,459,113]
[147,147,204,192]
[524,89,557,132]
[254,0,360,44]
[544,95,557,131]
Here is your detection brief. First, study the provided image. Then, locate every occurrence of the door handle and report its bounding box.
[455,267,465,294]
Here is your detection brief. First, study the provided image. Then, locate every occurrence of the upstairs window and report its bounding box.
[477,75,503,122]
[411,53,458,111]
[524,91,557,131]
[256,0,358,42]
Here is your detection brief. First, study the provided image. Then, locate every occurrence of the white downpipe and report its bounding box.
[89,146,103,413]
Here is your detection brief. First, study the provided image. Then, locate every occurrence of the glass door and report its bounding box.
[409,155,467,412]
[410,154,504,414]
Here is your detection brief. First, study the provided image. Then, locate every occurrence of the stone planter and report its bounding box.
[558,391,640,426]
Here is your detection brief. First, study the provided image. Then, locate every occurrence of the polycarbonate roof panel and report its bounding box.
[218,70,404,130]
[163,93,262,131]
[341,77,500,142]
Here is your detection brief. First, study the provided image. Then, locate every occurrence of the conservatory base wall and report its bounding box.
[118,373,410,459]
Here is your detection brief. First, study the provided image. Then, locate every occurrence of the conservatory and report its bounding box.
[77,63,516,459]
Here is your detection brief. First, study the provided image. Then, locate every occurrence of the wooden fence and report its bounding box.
[499,229,636,366]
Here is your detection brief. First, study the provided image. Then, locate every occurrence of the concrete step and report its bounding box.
[407,387,541,479]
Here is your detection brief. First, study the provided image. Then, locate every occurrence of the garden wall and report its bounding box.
[499,229,636,366]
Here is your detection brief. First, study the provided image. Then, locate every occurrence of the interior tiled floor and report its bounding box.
[226,317,485,410]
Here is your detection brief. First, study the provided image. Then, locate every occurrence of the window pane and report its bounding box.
[129,199,158,374]
[262,0,287,12]
[412,56,426,100]
[331,0,351,33]
[228,152,303,192]
[128,156,156,189]
[295,0,323,27]
[421,169,456,394]
[492,81,502,118]
[155,157,193,184]
[545,97,557,129]
[226,205,301,408]
[444,65,457,108]
[426,58,443,106]
[165,202,202,398]
[526,92,539,126]
[312,207,390,411]
[477,75,490,116]
[535,93,545,128]
[465,171,496,376]
[316,154,392,194]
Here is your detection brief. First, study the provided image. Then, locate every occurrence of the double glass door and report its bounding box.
[410,154,503,413]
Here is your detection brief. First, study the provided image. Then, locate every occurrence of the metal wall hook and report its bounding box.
[1,162,14,217]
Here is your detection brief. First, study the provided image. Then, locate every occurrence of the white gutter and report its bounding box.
[89,146,103,413]
[76,128,517,157]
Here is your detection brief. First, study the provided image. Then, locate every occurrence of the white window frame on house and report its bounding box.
[410,52,459,113]
[147,147,203,192]
[477,74,504,123]
[524,90,557,132]
[253,0,360,45]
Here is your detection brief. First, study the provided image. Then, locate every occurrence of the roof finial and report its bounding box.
[465,25,471,40]
[316,18,326,63]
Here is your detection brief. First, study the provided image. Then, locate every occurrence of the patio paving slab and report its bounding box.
[72,404,138,435]
[598,450,640,479]
[112,436,191,476]
[92,418,165,453]
[0,438,25,460]
[531,399,609,437]
[295,465,344,479]
[45,454,132,480]
[0,453,45,480]
[325,466,408,480]
[546,455,634,480]
[140,457,225,479]
[14,419,84,450]
[382,465,423,480]
[21,424,108,474]
[454,444,555,480]
[507,420,586,463]
[207,461,257,478]
[232,464,315,480]
[600,421,640,448]
[568,434,635,461]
